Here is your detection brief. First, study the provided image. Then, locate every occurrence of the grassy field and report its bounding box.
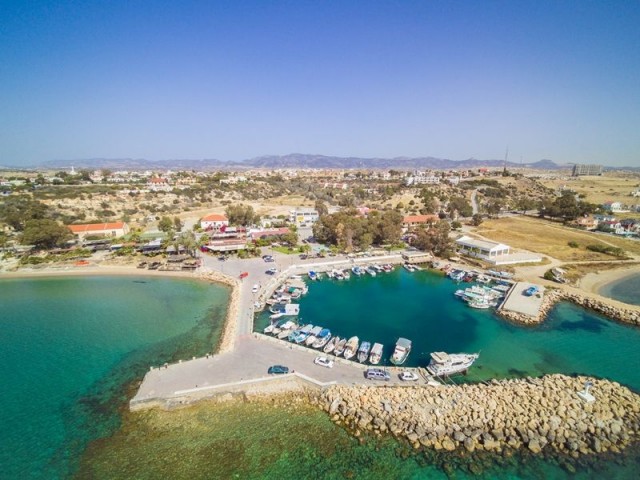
[474,216,640,261]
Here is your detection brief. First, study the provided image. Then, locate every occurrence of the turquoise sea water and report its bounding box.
[600,272,640,306]
[258,269,640,391]
[0,275,229,480]
[3,272,640,480]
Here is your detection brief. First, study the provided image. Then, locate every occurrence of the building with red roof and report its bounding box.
[200,213,229,231]
[67,222,130,240]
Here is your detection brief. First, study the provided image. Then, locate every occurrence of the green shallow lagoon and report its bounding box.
[0,275,230,479]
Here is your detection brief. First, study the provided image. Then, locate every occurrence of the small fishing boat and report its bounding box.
[369,343,383,365]
[403,263,416,272]
[334,337,348,356]
[293,324,314,344]
[468,298,496,309]
[365,266,377,277]
[323,336,339,354]
[343,336,359,360]
[308,271,318,281]
[351,265,364,276]
[373,264,384,273]
[390,338,412,366]
[334,270,345,280]
[343,270,351,280]
[305,326,323,346]
[357,341,371,363]
[312,329,332,349]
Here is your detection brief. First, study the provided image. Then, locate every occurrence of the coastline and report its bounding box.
[0,263,240,353]
[578,266,640,297]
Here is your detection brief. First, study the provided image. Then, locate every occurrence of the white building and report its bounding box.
[200,213,229,231]
[289,208,319,226]
[68,222,130,241]
[455,235,542,265]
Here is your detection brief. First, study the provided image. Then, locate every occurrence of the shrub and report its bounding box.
[586,244,625,257]
[568,241,579,248]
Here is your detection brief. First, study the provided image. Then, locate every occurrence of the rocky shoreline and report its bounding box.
[498,288,640,327]
[316,375,640,458]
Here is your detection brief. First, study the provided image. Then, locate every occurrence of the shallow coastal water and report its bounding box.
[0,276,229,480]
[599,272,640,306]
[3,272,640,479]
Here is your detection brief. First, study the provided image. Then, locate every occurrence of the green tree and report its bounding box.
[412,221,453,257]
[225,204,258,226]
[314,199,329,216]
[0,196,49,231]
[21,219,72,249]
[173,216,182,232]
[158,216,174,233]
[471,214,483,226]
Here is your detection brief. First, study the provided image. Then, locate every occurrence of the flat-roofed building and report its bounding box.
[456,235,510,261]
[455,235,542,265]
[289,208,319,226]
[572,164,603,176]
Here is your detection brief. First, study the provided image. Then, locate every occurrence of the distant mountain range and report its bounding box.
[30,154,574,171]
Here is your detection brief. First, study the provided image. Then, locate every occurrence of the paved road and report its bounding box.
[131,334,433,406]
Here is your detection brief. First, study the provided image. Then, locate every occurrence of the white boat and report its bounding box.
[427,351,479,376]
[351,266,364,276]
[323,336,340,354]
[373,264,384,272]
[269,312,285,320]
[369,343,383,365]
[308,271,318,281]
[468,298,496,309]
[403,263,415,272]
[357,341,371,363]
[334,337,347,356]
[390,338,412,366]
[365,266,377,277]
[263,323,276,334]
[343,270,351,280]
[326,270,335,279]
[292,324,314,343]
[305,326,323,345]
[343,336,359,360]
[312,329,332,349]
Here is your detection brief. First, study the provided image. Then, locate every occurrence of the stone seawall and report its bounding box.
[498,289,640,327]
[317,375,640,457]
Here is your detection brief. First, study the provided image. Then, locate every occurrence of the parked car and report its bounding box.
[266,267,278,275]
[399,371,419,381]
[263,255,275,262]
[314,356,334,368]
[252,284,259,293]
[267,365,289,375]
[365,368,390,381]
[299,254,308,260]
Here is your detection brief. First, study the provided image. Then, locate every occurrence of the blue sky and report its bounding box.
[1,0,639,166]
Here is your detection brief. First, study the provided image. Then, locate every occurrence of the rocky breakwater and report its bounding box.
[318,375,640,457]
[499,288,640,327]
[562,291,640,327]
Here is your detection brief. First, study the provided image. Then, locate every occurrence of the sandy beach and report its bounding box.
[578,266,640,296]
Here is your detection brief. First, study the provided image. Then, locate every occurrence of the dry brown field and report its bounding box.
[538,172,640,207]
[474,216,640,261]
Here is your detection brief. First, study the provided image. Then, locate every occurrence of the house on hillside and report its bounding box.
[603,201,628,213]
[200,214,229,231]
[402,215,439,231]
[574,215,598,230]
[147,177,171,192]
[68,222,130,241]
